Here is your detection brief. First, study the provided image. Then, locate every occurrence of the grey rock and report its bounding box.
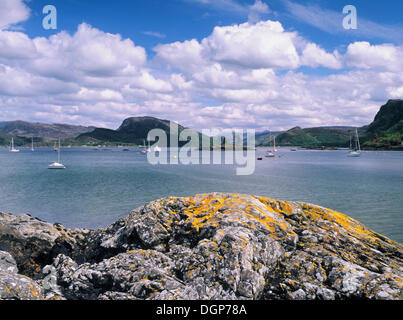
[0,251,43,300]
[0,251,18,273]
[1,193,402,300]
[0,212,90,278]
[0,269,43,300]
[290,289,306,300]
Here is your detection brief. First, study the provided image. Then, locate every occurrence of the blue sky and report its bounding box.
[0,0,402,130]
[22,0,403,50]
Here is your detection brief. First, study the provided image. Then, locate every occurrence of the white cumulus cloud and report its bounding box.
[301,43,342,69]
[0,15,402,131]
[0,0,30,30]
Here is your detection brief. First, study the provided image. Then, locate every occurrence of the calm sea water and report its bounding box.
[0,147,402,243]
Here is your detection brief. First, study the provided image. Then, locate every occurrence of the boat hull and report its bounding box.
[265,153,275,158]
[347,152,361,157]
[48,162,66,169]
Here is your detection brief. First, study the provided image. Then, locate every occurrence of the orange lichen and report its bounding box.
[297,203,395,246]
[258,195,399,249]
[169,193,297,240]
[147,193,402,274]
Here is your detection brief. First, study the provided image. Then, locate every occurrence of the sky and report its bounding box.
[0,0,402,131]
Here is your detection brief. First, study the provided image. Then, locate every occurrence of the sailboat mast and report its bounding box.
[58,138,61,163]
[269,132,273,151]
[356,129,361,152]
[273,135,276,152]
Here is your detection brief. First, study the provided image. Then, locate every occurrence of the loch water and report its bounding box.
[0,147,402,243]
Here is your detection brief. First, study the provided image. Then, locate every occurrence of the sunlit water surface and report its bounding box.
[0,147,401,243]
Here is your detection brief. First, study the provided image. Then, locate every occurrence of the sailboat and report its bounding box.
[146,140,151,153]
[9,137,20,153]
[265,133,275,158]
[48,138,66,169]
[140,139,147,154]
[347,128,361,157]
[273,136,278,152]
[31,137,35,152]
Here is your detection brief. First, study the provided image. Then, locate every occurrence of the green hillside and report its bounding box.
[1,99,401,150]
[275,127,318,146]
[0,134,31,146]
[258,100,403,149]
[75,116,207,147]
[271,126,355,148]
[361,100,403,149]
[253,131,284,146]
[73,128,126,145]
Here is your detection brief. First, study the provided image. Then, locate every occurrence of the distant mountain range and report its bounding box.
[1,100,402,150]
[266,126,357,148]
[0,121,94,144]
[256,100,403,150]
[74,116,208,147]
[0,117,207,147]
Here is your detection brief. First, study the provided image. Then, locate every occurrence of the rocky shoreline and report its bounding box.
[0,193,402,300]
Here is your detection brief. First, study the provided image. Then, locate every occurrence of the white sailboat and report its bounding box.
[31,137,34,152]
[48,138,66,169]
[265,133,275,158]
[140,139,147,154]
[347,128,361,157]
[146,140,151,153]
[9,137,20,153]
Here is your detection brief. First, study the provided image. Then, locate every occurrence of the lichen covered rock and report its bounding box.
[0,193,402,300]
[0,250,43,300]
[0,212,91,278]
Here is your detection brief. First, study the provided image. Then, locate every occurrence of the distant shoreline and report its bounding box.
[1,145,403,151]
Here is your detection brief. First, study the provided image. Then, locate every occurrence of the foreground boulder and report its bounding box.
[0,193,402,300]
[0,251,43,300]
[0,213,91,278]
